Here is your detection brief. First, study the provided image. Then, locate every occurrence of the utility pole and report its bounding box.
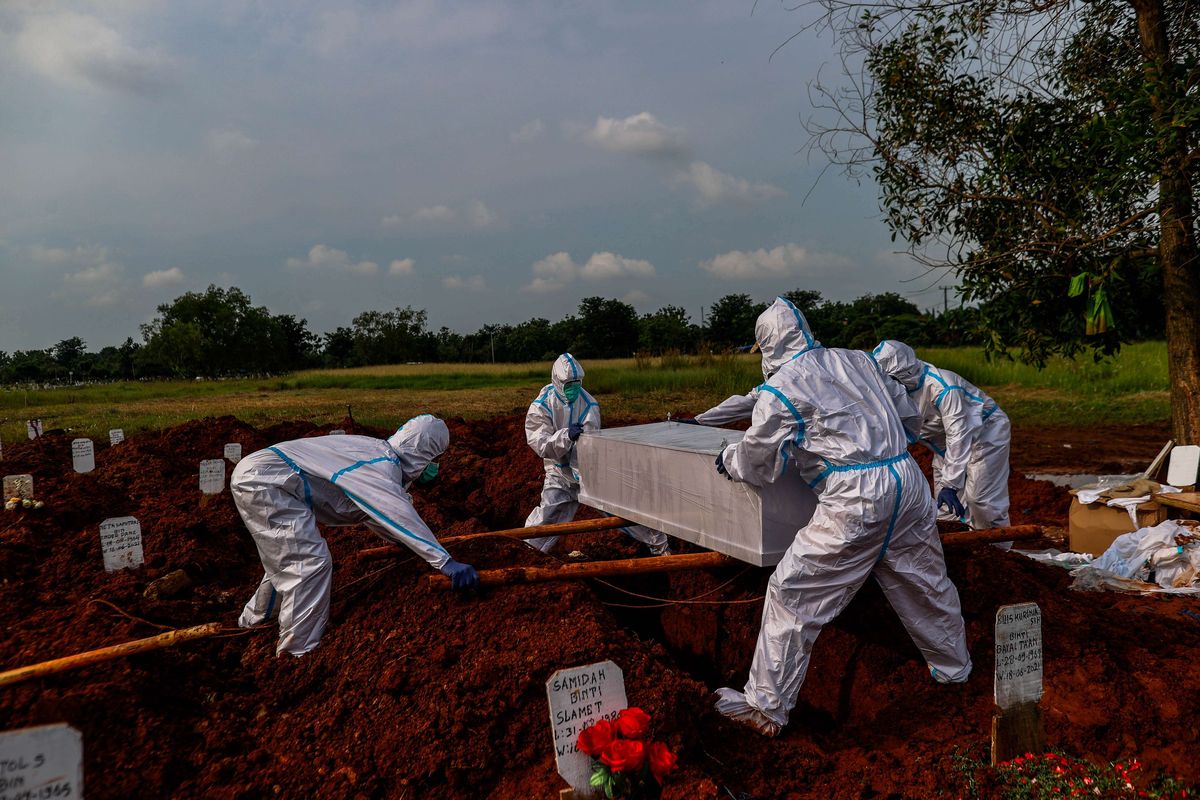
[490,331,495,363]
[939,285,954,314]
[699,306,705,326]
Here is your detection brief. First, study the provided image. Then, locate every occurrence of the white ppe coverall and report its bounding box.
[714,298,972,735]
[234,415,452,656]
[872,340,1012,533]
[524,353,669,555]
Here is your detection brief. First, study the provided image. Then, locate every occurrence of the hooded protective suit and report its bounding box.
[235,415,452,655]
[872,340,1011,532]
[713,298,971,735]
[524,354,669,555]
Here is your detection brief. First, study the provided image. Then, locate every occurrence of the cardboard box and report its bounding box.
[577,422,816,566]
[1067,498,1166,556]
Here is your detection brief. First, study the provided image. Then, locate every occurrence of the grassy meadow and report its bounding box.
[0,342,1169,444]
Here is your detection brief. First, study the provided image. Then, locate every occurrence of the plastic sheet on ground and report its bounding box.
[1013,549,1093,569]
[1069,521,1200,596]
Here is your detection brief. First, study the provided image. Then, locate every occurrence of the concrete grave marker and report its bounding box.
[328,429,346,436]
[100,516,144,572]
[546,660,627,797]
[223,443,242,464]
[0,723,83,800]
[109,428,125,446]
[71,438,95,473]
[3,474,33,500]
[199,459,225,495]
[26,420,42,440]
[991,602,1045,763]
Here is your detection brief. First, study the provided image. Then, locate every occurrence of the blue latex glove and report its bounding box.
[416,461,439,485]
[937,487,966,519]
[439,559,479,590]
[674,417,701,425]
[568,423,585,441]
[715,452,733,480]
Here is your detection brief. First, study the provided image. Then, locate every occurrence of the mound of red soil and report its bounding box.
[0,414,1194,799]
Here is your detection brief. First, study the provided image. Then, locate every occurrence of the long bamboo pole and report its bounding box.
[0,622,222,688]
[361,516,631,559]
[426,551,731,589]
[941,525,1043,546]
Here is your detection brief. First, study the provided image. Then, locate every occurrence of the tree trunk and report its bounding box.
[1132,0,1200,444]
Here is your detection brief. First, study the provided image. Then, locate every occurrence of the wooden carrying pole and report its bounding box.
[941,525,1043,546]
[361,516,631,559]
[0,622,222,688]
[427,551,731,590]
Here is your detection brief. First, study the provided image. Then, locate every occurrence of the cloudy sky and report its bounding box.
[0,0,943,351]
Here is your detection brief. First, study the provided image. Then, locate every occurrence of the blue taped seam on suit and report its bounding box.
[330,456,399,483]
[758,384,806,443]
[340,488,448,556]
[876,462,904,564]
[268,446,313,509]
[808,451,911,488]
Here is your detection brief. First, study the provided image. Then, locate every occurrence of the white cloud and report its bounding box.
[389,258,415,276]
[286,244,379,276]
[413,205,457,223]
[442,274,486,291]
[510,118,545,143]
[583,112,688,159]
[466,199,496,229]
[524,250,655,291]
[387,200,498,230]
[207,127,258,155]
[14,12,175,95]
[674,161,786,208]
[142,267,184,288]
[699,243,850,280]
[63,261,122,287]
[29,244,111,267]
[623,289,650,306]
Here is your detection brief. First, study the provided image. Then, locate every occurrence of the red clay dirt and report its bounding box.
[0,414,1194,799]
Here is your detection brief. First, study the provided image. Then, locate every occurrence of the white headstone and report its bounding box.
[199,459,225,495]
[71,438,95,473]
[0,723,83,800]
[3,474,34,500]
[26,420,42,440]
[109,428,125,446]
[995,602,1043,709]
[223,443,243,464]
[328,429,346,436]
[546,660,628,796]
[100,516,144,572]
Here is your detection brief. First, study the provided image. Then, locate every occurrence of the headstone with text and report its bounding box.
[100,516,144,572]
[224,443,242,464]
[3,474,34,500]
[26,420,42,440]
[109,429,125,446]
[71,438,95,474]
[546,660,627,797]
[0,723,83,800]
[991,602,1045,764]
[199,459,225,495]
[328,429,346,436]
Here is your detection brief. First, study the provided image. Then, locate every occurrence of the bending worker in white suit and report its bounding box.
[713,297,972,736]
[872,339,1012,534]
[234,414,478,656]
[524,353,669,556]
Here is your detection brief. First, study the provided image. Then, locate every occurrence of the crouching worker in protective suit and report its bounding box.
[713,298,972,736]
[524,353,670,556]
[872,340,1012,542]
[234,415,478,656]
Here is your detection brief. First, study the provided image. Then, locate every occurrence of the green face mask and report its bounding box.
[417,461,439,485]
[563,381,581,403]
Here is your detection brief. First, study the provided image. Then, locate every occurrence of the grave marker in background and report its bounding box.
[71,438,95,473]
[3,474,33,500]
[0,723,82,800]
[26,420,42,440]
[223,443,242,464]
[100,516,144,572]
[109,429,125,446]
[546,660,627,797]
[992,602,1045,763]
[329,429,346,436]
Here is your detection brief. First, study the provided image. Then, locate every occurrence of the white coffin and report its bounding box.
[577,422,816,566]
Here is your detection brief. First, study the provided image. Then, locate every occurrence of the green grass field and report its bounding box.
[0,343,1169,443]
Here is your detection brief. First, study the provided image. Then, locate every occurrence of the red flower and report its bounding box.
[577,720,616,757]
[601,739,646,773]
[647,741,678,783]
[616,707,652,740]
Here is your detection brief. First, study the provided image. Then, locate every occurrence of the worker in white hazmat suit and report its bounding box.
[524,353,670,555]
[234,415,478,656]
[872,340,1012,538]
[712,297,972,736]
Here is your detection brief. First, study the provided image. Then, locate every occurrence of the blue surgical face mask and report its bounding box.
[563,381,581,403]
